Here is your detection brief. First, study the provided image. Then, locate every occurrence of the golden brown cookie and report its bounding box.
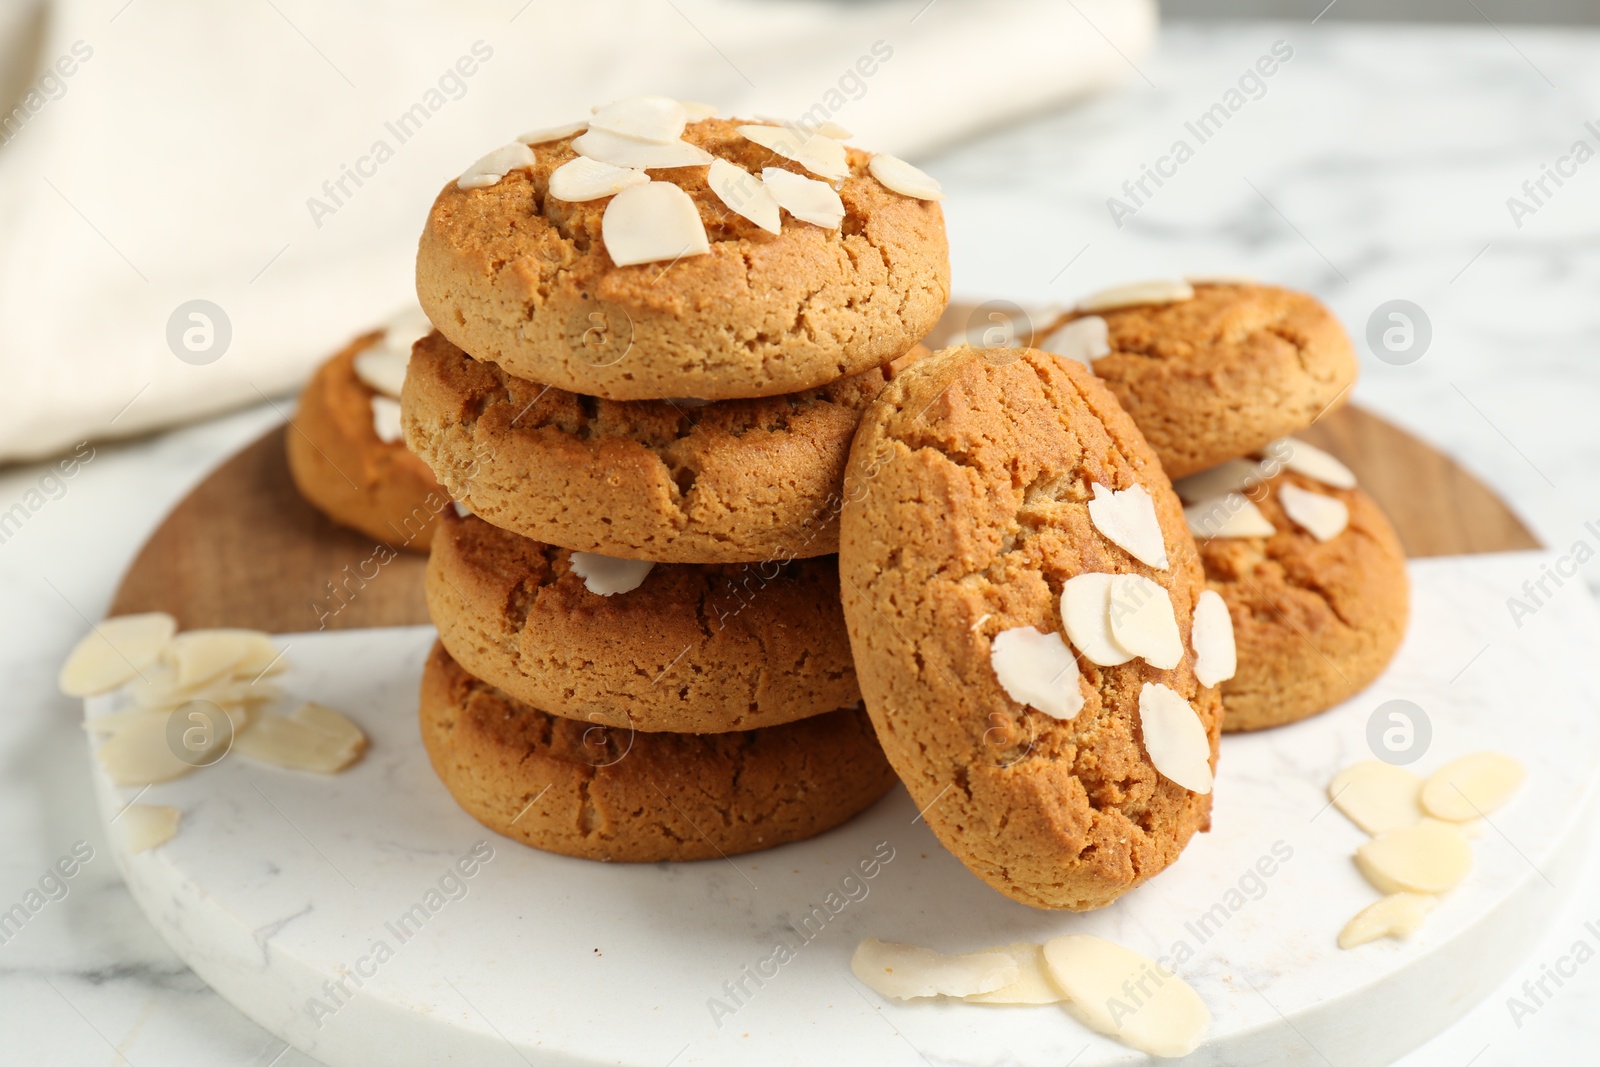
[419,641,896,861]
[1045,282,1357,478]
[403,331,924,563]
[416,117,949,401]
[839,345,1221,911]
[286,331,447,551]
[426,509,858,733]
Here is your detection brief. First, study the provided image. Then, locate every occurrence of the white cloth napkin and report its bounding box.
[0,0,1155,464]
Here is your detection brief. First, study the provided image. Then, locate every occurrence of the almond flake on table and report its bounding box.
[571,128,714,169]
[1338,892,1436,949]
[1356,821,1472,895]
[1171,458,1270,503]
[867,153,945,200]
[1279,483,1349,541]
[962,942,1065,1004]
[456,143,536,190]
[119,804,182,854]
[234,702,367,774]
[58,612,176,697]
[548,157,650,202]
[1138,683,1213,793]
[989,626,1084,720]
[587,96,687,143]
[1275,437,1357,489]
[569,552,655,595]
[1190,590,1236,687]
[1039,315,1109,366]
[738,124,849,182]
[1087,483,1169,568]
[516,120,587,146]
[1329,761,1425,835]
[600,183,710,267]
[851,938,1018,999]
[1184,494,1276,540]
[371,396,404,444]
[166,629,278,690]
[1042,935,1210,1058]
[1061,573,1136,667]
[1420,752,1525,822]
[707,158,781,234]
[679,101,718,121]
[760,167,844,228]
[1076,279,1194,313]
[1107,574,1184,669]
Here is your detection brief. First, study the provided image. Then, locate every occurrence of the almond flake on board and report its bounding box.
[1356,821,1473,895]
[707,158,781,234]
[1087,483,1169,569]
[1171,458,1269,504]
[1338,892,1436,949]
[851,938,1018,999]
[1190,590,1236,687]
[737,124,849,181]
[96,713,199,786]
[1076,279,1195,314]
[1107,574,1184,670]
[1138,683,1213,794]
[989,626,1084,721]
[1039,315,1109,366]
[166,629,278,690]
[457,143,536,190]
[867,153,945,200]
[600,183,710,267]
[1060,573,1135,667]
[1279,484,1349,541]
[963,942,1065,1004]
[1330,761,1426,835]
[1420,752,1525,822]
[371,396,405,444]
[760,167,845,228]
[587,96,687,143]
[516,120,588,146]
[233,702,367,774]
[1184,494,1276,540]
[1042,935,1210,1058]
[1275,437,1357,489]
[571,128,714,170]
[568,553,655,596]
[119,804,181,854]
[58,612,176,697]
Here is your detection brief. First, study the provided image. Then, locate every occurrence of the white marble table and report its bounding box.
[4,19,1600,1066]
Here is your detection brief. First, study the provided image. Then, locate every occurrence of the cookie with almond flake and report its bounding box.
[838,345,1221,911]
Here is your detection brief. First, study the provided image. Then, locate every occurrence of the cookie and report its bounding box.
[839,345,1221,911]
[403,331,925,563]
[286,329,447,551]
[416,116,949,401]
[1182,465,1409,732]
[1044,282,1357,478]
[419,641,896,861]
[426,509,858,733]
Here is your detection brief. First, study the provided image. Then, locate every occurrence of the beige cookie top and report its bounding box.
[417,107,949,401]
[1045,282,1357,478]
[839,345,1220,911]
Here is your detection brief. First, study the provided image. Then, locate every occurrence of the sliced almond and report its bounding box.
[1279,484,1349,542]
[1061,573,1135,667]
[1338,892,1435,949]
[1039,315,1109,366]
[815,120,851,139]
[1077,279,1195,314]
[600,182,710,268]
[761,167,844,229]
[1423,816,1484,839]
[1138,683,1213,794]
[1356,821,1473,895]
[738,124,849,182]
[352,346,409,399]
[867,153,945,201]
[165,629,277,690]
[516,120,587,146]
[371,396,404,444]
[679,101,718,121]
[989,626,1084,721]
[1107,575,1184,670]
[1171,459,1269,504]
[1420,752,1525,822]
[964,943,1064,1004]
[1330,761,1425,835]
[83,708,169,735]
[457,142,536,190]
[1087,483,1168,569]
[1042,935,1210,1058]
[568,553,655,596]
[588,96,686,143]
[1275,437,1357,490]
[58,612,176,697]
[707,158,781,234]
[1184,494,1276,540]
[1190,590,1236,687]
[571,128,713,170]
[119,804,181,854]
[232,639,288,680]
[95,714,196,786]
[547,156,650,202]
[1185,273,1257,285]
[234,702,366,774]
[851,938,1017,1000]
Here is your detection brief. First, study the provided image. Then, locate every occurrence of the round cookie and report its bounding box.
[427,509,859,733]
[286,330,448,551]
[419,641,897,861]
[404,331,925,563]
[1183,467,1409,732]
[1045,282,1357,478]
[839,345,1221,911]
[416,116,949,401]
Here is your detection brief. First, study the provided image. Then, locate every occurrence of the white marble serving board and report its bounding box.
[85,551,1600,1067]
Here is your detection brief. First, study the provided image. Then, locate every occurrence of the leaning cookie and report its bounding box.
[417,109,949,400]
[404,331,925,562]
[286,309,447,551]
[840,345,1223,912]
[426,509,859,733]
[1040,280,1357,478]
[419,642,896,861]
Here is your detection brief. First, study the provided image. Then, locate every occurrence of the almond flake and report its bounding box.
[548,156,650,202]
[738,124,849,182]
[83,709,168,735]
[353,347,409,399]
[1138,683,1213,793]
[58,612,176,697]
[1185,273,1257,285]
[1042,935,1210,1058]
[816,121,851,138]
[1107,575,1184,670]
[1279,484,1349,541]
[707,158,780,234]
[1088,483,1168,569]
[1039,315,1109,366]
[568,552,655,596]
[457,143,536,190]
[165,629,277,690]
[1338,892,1435,949]
[137,679,280,714]
[851,938,1018,1000]
[760,167,845,228]
[452,500,472,518]
[96,714,198,786]
[1190,590,1236,686]
[963,943,1065,1004]
[1060,573,1134,667]
[1356,821,1473,895]
[1423,816,1484,838]
[1330,761,1425,835]
[119,804,181,854]
[1184,494,1276,540]
[516,120,587,146]
[679,101,718,121]
[234,702,366,773]
[1171,458,1270,503]
[989,626,1084,720]
[600,182,710,267]
[1076,279,1195,313]
[571,128,713,170]
[1275,437,1357,489]
[868,153,945,201]
[588,96,686,143]
[371,395,403,445]
[1420,752,1524,822]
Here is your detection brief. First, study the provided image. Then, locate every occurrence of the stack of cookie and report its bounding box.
[399,97,951,861]
[1043,279,1409,732]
